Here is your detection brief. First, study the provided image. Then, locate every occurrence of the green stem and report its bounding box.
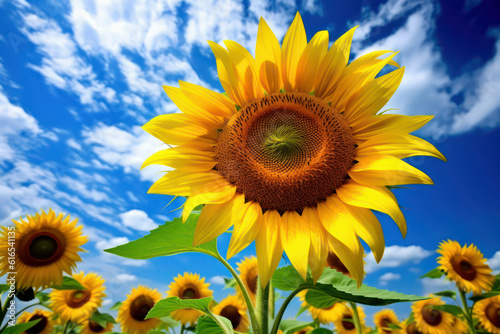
[257,280,270,334]
[180,324,185,334]
[270,286,307,334]
[269,283,275,320]
[0,291,14,328]
[14,302,42,318]
[62,321,70,334]
[349,302,362,334]
[459,288,476,334]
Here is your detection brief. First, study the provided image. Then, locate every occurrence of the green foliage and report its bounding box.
[0,284,10,295]
[420,268,444,279]
[305,290,338,309]
[434,290,456,299]
[279,319,315,334]
[223,277,237,290]
[195,315,233,334]
[309,328,332,334]
[146,296,213,319]
[109,301,123,311]
[51,276,86,290]
[2,319,40,334]
[429,304,464,317]
[35,292,51,308]
[387,323,402,330]
[469,291,500,302]
[90,310,117,327]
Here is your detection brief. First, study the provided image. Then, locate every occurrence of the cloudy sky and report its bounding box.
[1,0,499,327]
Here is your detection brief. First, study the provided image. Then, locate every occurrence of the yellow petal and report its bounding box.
[326,234,364,287]
[352,114,434,140]
[356,133,446,161]
[148,170,223,196]
[317,195,360,255]
[141,146,216,172]
[256,210,283,288]
[193,193,245,246]
[182,181,237,222]
[302,207,328,283]
[295,30,329,93]
[255,17,282,94]
[315,26,357,99]
[349,154,434,186]
[179,81,236,119]
[337,180,406,237]
[227,201,262,259]
[280,211,310,281]
[281,12,307,92]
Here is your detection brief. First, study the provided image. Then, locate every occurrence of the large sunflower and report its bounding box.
[0,209,87,290]
[332,303,367,334]
[412,295,453,334]
[449,316,467,334]
[49,271,106,323]
[167,272,213,325]
[211,295,249,332]
[117,286,162,334]
[374,309,401,334]
[17,308,53,334]
[437,240,494,295]
[297,290,344,324]
[142,12,444,287]
[473,295,500,334]
[236,256,259,302]
[80,319,114,334]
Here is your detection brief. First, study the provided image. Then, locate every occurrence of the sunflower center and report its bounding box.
[88,320,105,333]
[326,252,350,276]
[215,92,355,214]
[342,315,355,330]
[381,318,393,333]
[485,302,500,328]
[405,322,423,334]
[66,289,91,308]
[19,231,66,267]
[246,267,258,295]
[422,306,442,326]
[26,314,48,334]
[181,287,199,299]
[220,305,241,329]
[451,257,477,281]
[130,295,155,321]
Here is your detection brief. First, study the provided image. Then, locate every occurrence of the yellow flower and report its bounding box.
[211,295,249,332]
[400,320,422,334]
[293,326,315,334]
[0,209,87,290]
[80,319,114,334]
[449,316,467,334]
[473,295,500,334]
[142,12,444,287]
[236,256,259,302]
[332,303,367,334]
[412,295,453,334]
[49,271,106,323]
[117,286,162,334]
[167,272,213,325]
[374,309,401,334]
[437,240,494,295]
[298,290,344,324]
[17,308,53,334]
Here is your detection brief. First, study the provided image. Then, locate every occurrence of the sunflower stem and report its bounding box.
[349,302,363,334]
[180,324,185,334]
[269,283,275,320]
[269,286,307,334]
[0,291,14,328]
[459,288,476,334]
[14,302,42,318]
[257,279,269,334]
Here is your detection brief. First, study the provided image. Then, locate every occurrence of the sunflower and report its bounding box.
[298,290,344,324]
[80,319,114,334]
[437,240,494,295]
[412,295,453,334]
[17,308,53,334]
[473,295,500,334]
[0,209,87,290]
[449,316,467,334]
[167,272,213,325]
[211,295,249,332]
[374,309,401,334]
[117,285,162,334]
[401,320,422,334]
[293,326,314,334]
[142,12,444,288]
[49,271,106,323]
[333,303,367,334]
[236,256,259,302]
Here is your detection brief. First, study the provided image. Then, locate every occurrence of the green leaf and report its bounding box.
[295,304,309,317]
[2,319,41,334]
[109,301,123,311]
[223,277,237,290]
[35,292,51,308]
[434,290,456,299]
[0,284,10,295]
[387,323,402,330]
[195,315,233,334]
[272,266,309,291]
[491,274,500,291]
[420,268,444,279]
[469,290,500,302]
[429,304,464,317]
[279,319,315,334]
[51,276,85,290]
[159,315,180,328]
[91,311,117,327]
[309,328,332,334]
[305,289,338,309]
[146,296,213,319]
[104,211,218,259]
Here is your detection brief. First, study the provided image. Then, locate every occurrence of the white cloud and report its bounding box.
[119,209,158,232]
[210,275,226,285]
[366,245,432,273]
[95,237,130,251]
[421,277,455,295]
[379,272,401,286]
[116,273,137,282]
[488,251,500,273]
[301,0,323,16]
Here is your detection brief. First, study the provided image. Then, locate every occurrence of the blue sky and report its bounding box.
[1,0,499,328]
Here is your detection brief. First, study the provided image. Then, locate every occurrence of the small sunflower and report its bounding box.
[437,240,494,295]
[401,320,422,334]
[142,12,444,288]
[333,303,367,334]
[449,316,467,334]
[17,308,53,334]
[293,326,314,334]
[167,272,213,325]
[80,319,114,334]
[374,309,401,334]
[236,256,259,302]
[0,209,87,290]
[412,295,453,334]
[117,286,162,334]
[211,295,249,332]
[473,295,500,334]
[49,271,106,322]
[298,290,344,324]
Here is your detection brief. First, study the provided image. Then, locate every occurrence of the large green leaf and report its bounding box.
[195,315,233,334]
[434,291,456,299]
[305,289,338,309]
[146,297,213,319]
[51,276,86,290]
[310,329,332,334]
[2,319,41,334]
[273,266,428,306]
[279,320,315,334]
[0,284,10,295]
[420,268,444,279]
[104,211,218,259]
[90,310,117,327]
[469,291,500,302]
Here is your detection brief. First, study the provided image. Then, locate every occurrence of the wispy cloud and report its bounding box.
[379,272,401,286]
[366,245,432,273]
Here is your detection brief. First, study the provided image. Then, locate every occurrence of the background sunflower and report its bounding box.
[117,285,162,334]
[17,308,53,334]
[297,290,344,325]
[473,295,500,334]
[211,294,249,332]
[332,303,367,334]
[236,256,259,303]
[411,295,453,334]
[374,309,400,334]
[80,319,114,334]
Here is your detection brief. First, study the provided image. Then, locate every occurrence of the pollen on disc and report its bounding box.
[215,93,355,214]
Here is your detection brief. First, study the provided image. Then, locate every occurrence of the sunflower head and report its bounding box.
[473,295,500,334]
[298,290,344,325]
[293,326,314,334]
[143,11,444,288]
[17,308,53,334]
[449,316,467,334]
[0,209,87,290]
[167,272,213,325]
[117,285,162,334]
[332,303,367,334]
[374,309,400,334]
[49,271,106,323]
[211,295,249,332]
[80,319,114,334]
[412,295,453,334]
[437,240,494,295]
[401,320,422,334]
[236,256,258,302]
